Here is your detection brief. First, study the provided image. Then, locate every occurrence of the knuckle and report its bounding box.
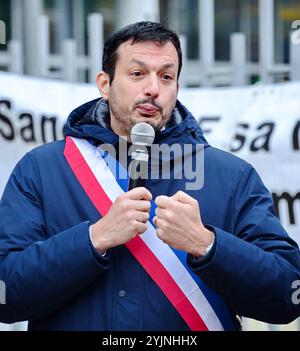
[119,199,129,211]
[118,193,127,202]
[127,212,135,221]
[145,189,152,199]
[129,219,137,227]
[192,197,198,205]
[166,211,174,221]
[169,201,177,212]
[143,201,150,211]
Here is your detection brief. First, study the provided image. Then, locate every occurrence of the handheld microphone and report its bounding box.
[128,122,155,191]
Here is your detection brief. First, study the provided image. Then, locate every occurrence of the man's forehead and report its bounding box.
[116,40,179,69]
[118,39,178,58]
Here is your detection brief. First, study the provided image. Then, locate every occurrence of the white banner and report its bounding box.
[0,72,299,246]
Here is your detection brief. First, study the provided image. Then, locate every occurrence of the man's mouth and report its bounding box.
[136,104,160,116]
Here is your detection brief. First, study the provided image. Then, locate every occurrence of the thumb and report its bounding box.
[171,191,195,205]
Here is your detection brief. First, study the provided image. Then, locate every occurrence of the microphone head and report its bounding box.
[130,122,155,146]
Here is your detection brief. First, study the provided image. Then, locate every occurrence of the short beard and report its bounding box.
[108,87,174,135]
[109,101,134,135]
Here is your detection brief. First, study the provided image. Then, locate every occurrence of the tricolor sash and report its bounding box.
[64,136,236,331]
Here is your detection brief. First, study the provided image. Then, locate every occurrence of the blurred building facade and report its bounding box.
[0,0,300,86]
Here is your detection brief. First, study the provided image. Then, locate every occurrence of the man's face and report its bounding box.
[98,40,179,138]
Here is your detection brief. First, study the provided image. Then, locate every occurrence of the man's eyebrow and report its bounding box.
[128,59,176,70]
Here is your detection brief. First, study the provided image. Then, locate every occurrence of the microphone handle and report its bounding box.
[128,176,145,191]
[128,158,147,191]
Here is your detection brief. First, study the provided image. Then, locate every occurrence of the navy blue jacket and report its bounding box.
[0,99,299,330]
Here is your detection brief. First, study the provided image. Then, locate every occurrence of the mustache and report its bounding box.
[134,98,163,112]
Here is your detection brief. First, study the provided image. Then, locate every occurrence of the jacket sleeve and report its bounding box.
[0,152,111,324]
[188,163,300,324]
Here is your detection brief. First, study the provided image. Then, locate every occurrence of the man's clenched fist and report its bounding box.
[91,187,152,252]
[154,191,214,257]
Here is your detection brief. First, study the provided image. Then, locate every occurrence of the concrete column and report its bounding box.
[8,40,23,74]
[72,0,85,55]
[23,0,43,75]
[10,0,23,41]
[179,35,188,87]
[0,20,5,45]
[53,0,72,53]
[259,0,274,83]
[88,13,104,83]
[37,15,50,77]
[72,0,85,82]
[116,0,159,29]
[231,33,247,86]
[199,0,215,87]
[63,39,77,82]
[290,30,300,81]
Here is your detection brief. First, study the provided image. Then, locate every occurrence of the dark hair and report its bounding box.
[102,21,182,84]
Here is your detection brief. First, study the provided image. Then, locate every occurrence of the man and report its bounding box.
[0,21,299,331]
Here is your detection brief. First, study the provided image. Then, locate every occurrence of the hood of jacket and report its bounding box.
[63,98,210,148]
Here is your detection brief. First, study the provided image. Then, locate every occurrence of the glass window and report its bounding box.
[43,0,116,54]
[215,0,258,62]
[160,0,199,59]
[0,0,10,52]
[85,0,116,36]
[160,0,259,62]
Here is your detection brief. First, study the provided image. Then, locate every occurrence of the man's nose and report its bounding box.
[143,75,160,97]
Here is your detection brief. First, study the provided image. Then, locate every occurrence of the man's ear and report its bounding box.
[96,71,110,100]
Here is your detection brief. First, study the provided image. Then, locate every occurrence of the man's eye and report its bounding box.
[131,72,143,77]
[162,74,173,81]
